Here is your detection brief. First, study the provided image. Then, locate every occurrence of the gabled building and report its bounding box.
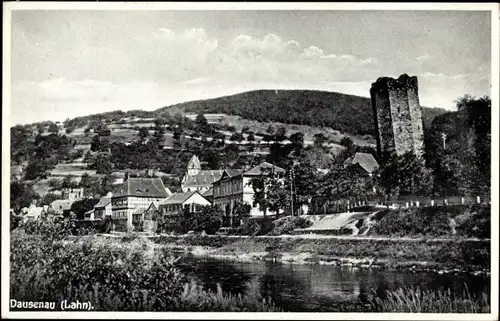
[93,192,113,220]
[181,155,224,192]
[23,204,47,222]
[347,152,380,176]
[111,175,172,232]
[50,199,72,214]
[159,191,211,216]
[212,162,286,226]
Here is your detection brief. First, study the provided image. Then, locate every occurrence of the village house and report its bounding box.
[132,202,160,233]
[22,203,49,222]
[348,152,380,176]
[110,171,172,232]
[159,191,211,215]
[181,155,224,193]
[157,191,211,233]
[212,162,286,226]
[62,187,85,202]
[50,199,72,214]
[93,192,113,220]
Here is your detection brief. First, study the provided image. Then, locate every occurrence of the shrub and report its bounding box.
[268,216,313,235]
[371,205,490,238]
[11,224,185,311]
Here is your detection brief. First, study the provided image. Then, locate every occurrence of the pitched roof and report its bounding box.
[243,162,286,176]
[202,187,214,197]
[187,154,201,170]
[51,200,72,211]
[112,177,171,198]
[94,196,111,208]
[26,205,44,218]
[351,152,379,173]
[160,191,205,205]
[182,170,224,187]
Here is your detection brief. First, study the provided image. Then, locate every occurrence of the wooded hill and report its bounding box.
[157,89,448,137]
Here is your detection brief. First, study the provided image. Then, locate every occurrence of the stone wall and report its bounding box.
[406,78,425,157]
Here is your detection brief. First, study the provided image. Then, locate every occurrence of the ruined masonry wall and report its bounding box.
[407,85,425,157]
[388,87,414,156]
[371,89,395,155]
[370,74,425,159]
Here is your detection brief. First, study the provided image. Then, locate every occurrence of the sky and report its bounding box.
[9,9,492,125]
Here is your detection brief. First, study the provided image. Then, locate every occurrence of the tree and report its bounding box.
[138,127,150,141]
[247,132,255,142]
[40,193,63,206]
[10,181,39,212]
[275,126,287,142]
[94,122,111,136]
[152,119,166,146]
[340,137,356,154]
[100,175,113,195]
[37,123,45,135]
[61,176,77,189]
[313,133,327,148]
[83,151,94,167]
[70,198,100,220]
[377,151,434,198]
[189,205,224,234]
[266,125,276,137]
[90,153,113,174]
[173,129,182,140]
[195,113,209,133]
[233,202,252,225]
[251,167,290,217]
[289,132,304,154]
[229,132,244,143]
[79,173,92,189]
[24,158,53,180]
[65,126,75,134]
[48,122,59,134]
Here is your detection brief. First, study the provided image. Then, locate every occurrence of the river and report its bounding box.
[175,254,490,312]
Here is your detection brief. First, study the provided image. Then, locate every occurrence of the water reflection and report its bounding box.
[175,253,490,312]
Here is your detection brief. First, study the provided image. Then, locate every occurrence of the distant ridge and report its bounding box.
[156,89,447,137]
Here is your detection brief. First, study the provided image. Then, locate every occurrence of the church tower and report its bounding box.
[186,154,201,176]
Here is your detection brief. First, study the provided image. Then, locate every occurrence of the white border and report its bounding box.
[2,2,499,320]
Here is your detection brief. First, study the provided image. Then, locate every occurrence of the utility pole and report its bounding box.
[289,167,294,217]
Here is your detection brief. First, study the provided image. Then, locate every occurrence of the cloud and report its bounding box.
[10,25,490,125]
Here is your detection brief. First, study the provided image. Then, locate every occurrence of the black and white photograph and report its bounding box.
[2,2,498,319]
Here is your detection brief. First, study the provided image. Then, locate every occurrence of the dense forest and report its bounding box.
[157,89,447,137]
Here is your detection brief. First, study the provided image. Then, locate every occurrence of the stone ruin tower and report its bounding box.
[370,74,425,161]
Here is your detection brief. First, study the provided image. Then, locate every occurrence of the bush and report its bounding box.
[371,205,490,238]
[238,217,275,236]
[267,216,313,235]
[11,222,185,311]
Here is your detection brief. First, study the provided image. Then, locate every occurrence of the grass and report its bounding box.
[178,279,281,312]
[371,286,490,313]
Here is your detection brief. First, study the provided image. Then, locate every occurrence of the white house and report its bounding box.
[212,162,286,226]
[158,191,211,215]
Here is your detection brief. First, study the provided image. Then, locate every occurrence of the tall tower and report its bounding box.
[370,74,425,161]
[186,154,201,176]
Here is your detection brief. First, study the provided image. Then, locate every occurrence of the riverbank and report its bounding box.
[98,234,490,275]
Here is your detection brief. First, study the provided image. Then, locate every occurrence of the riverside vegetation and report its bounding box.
[10,216,490,312]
